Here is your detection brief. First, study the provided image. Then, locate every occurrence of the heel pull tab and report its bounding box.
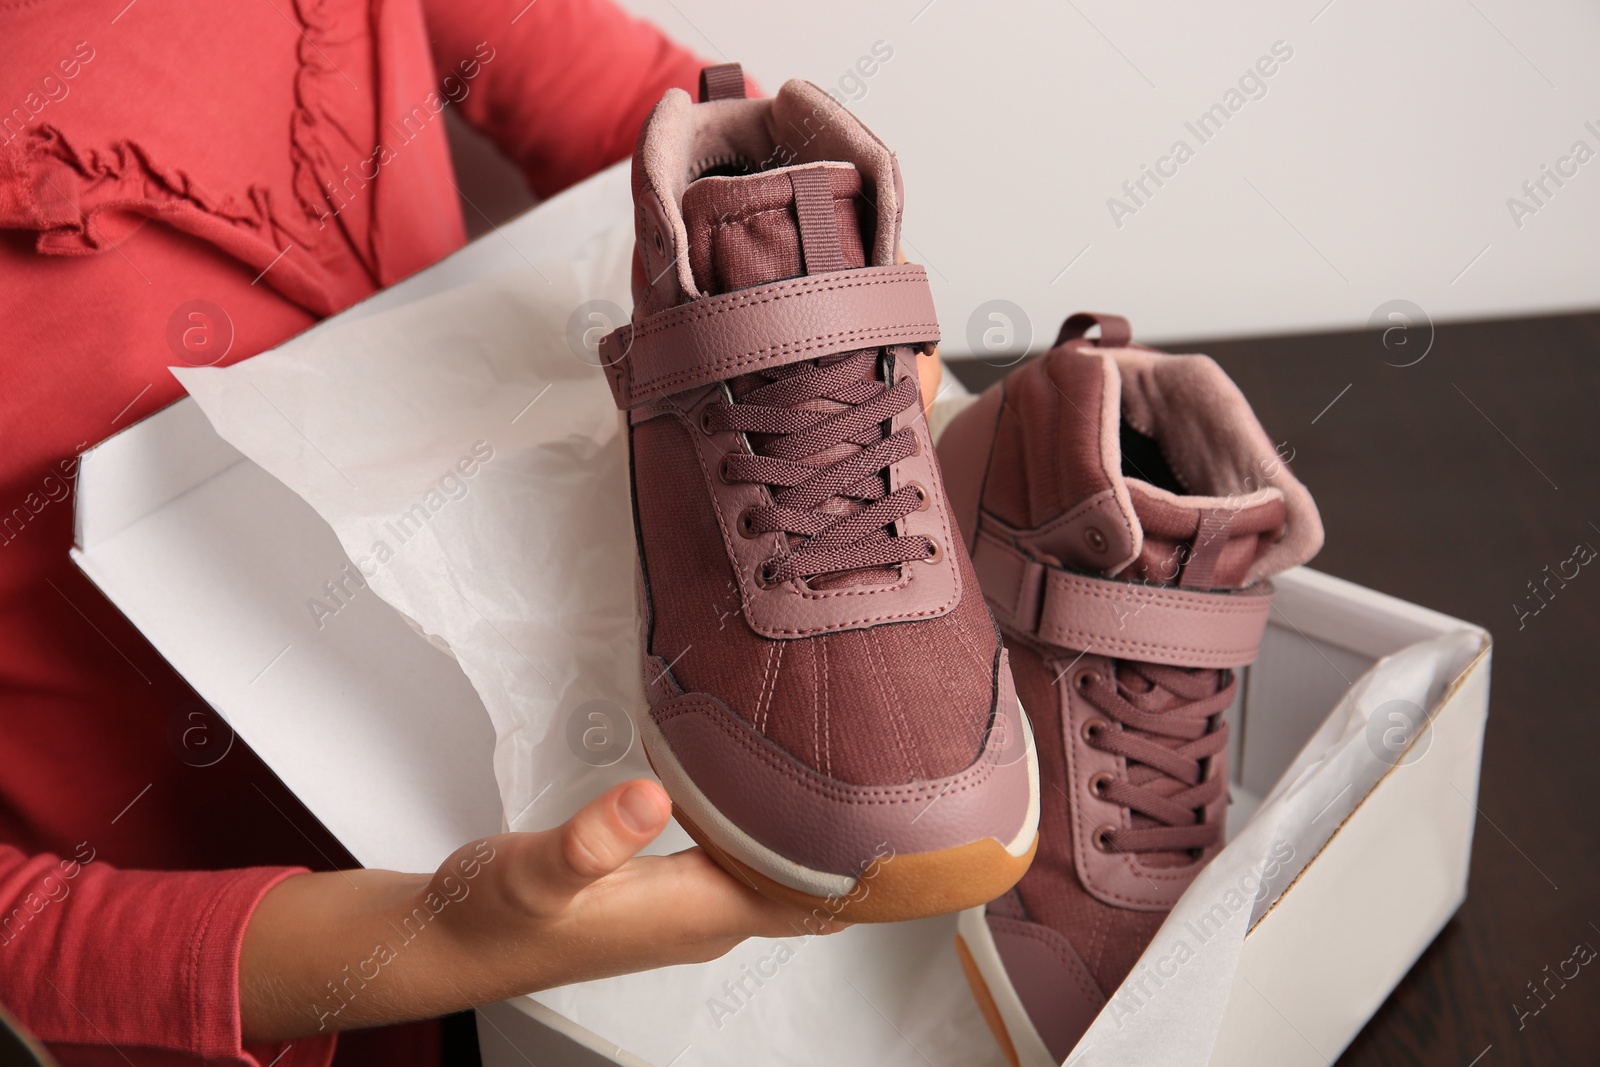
[1056,312,1132,348]
[698,63,747,102]
[789,168,847,275]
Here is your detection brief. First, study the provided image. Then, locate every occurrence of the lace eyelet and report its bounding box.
[1080,716,1110,744]
[737,507,758,539]
[1084,526,1109,554]
[754,560,781,589]
[1089,772,1114,799]
[699,407,716,435]
[718,456,735,484]
[1073,668,1101,693]
[921,538,943,564]
[908,481,931,512]
[1092,825,1118,853]
[651,228,667,257]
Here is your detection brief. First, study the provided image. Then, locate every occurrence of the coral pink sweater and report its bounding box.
[0,1,705,1063]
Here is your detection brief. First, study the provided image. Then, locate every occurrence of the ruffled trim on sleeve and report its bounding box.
[0,0,399,318]
[286,0,383,291]
[0,121,346,316]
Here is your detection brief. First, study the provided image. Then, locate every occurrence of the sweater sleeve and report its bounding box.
[0,845,333,1067]
[422,0,712,199]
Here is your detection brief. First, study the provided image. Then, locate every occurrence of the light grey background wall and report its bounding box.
[599,0,1600,354]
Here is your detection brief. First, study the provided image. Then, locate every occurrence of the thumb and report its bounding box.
[531,779,672,898]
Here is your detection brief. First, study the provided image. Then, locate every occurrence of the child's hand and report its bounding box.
[240,780,838,1042]
[429,779,825,989]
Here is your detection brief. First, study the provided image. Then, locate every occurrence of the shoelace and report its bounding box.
[1077,661,1232,854]
[706,349,933,585]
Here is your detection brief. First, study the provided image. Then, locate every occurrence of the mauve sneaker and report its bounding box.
[937,313,1323,1063]
[597,66,1039,923]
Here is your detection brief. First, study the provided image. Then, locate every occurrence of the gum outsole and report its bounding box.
[671,802,1038,925]
[955,932,1023,1067]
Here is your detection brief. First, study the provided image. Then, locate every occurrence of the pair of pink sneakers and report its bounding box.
[600,67,1322,1062]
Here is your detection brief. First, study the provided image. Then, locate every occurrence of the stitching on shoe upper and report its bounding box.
[640,323,940,399]
[1005,539,1031,618]
[707,200,843,229]
[633,269,923,333]
[819,639,831,777]
[627,271,935,396]
[1042,579,1269,615]
[1083,363,1142,549]
[989,916,1107,1008]
[1042,631,1262,663]
[655,696,1006,803]
[1041,632,1261,658]
[809,639,823,774]
[869,628,920,782]
[997,489,1119,553]
[754,641,782,732]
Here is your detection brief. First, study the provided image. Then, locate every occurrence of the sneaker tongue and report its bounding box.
[680,162,896,588]
[681,161,870,294]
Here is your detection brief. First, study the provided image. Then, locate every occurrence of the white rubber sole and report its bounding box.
[640,700,1040,902]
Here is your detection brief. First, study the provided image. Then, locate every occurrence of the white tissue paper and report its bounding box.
[175,223,646,834]
[173,219,1483,1067]
[1065,628,1481,1065]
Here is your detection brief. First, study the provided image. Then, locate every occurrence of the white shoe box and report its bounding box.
[71,164,1490,1067]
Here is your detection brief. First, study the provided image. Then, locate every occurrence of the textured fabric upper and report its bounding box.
[629,94,999,788]
[981,351,1119,543]
[683,164,871,298]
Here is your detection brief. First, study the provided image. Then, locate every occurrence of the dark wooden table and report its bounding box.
[950,310,1600,1066]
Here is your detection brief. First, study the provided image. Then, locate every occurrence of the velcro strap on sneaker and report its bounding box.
[599,265,940,410]
[971,528,1273,669]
